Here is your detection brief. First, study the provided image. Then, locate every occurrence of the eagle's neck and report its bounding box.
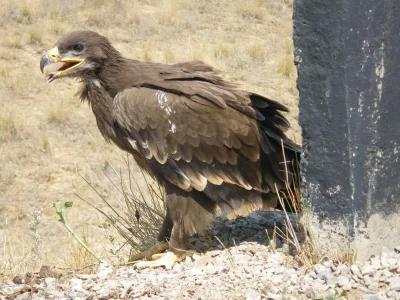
[81,79,117,143]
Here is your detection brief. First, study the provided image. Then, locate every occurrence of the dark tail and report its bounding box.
[251,93,302,212]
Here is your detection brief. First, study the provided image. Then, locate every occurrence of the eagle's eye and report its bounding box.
[74,44,84,52]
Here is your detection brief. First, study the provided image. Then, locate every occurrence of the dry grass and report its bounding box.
[0,112,24,142]
[7,35,23,49]
[46,104,73,124]
[277,55,296,77]
[273,143,356,268]
[214,43,236,59]
[246,42,265,60]
[29,27,44,44]
[163,47,176,64]
[236,2,265,21]
[142,49,153,62]
[42,131,51,153]
[76,154,166,257]
[64,235,98,273]
[159,0,181,25]
[0,208,48,281]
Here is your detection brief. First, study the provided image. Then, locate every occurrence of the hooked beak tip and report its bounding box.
[40,52,50,74]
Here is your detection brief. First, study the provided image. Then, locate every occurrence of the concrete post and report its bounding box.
[293,0,400,260]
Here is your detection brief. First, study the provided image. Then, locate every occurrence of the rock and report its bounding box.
[269,285,280,294]
[335,264,350,276]
[265,292,281,300]
[234,254,252,265]
[388,259,398,271]
[370,256,382,270]
[216,265,229,273]
[266,253,285,265]
[195,256,210,267]
[387,290,396,298]
[97,261,113,279]
[204,265,217,275]
[297,266,307,276]
[351,264,363,278]
[271,274,284,285]
[361,264,375,276]
[394,246,400,254]
[39,265,61,278]
[362,294,381,300]
[313,264,326,274]
[387,276,400,291]
[97,287,112,299]
[309,270,318,279]
[195,279,204,285]
[304,286,328,300]
[364,275,372,286]
[368,281,379,291]
[338,275,352,291]
[172,263,183,272]
[245,288,260,300]
[381,252,390,268]
[14,292,31,300]
[273,266,288,275]
[192,254,201,261]
[70,278,83,290]
[12,275,24,284]
[382,269,393,280]
[325,273,339,286]
[322,260,333,269]
[372,270,382,283]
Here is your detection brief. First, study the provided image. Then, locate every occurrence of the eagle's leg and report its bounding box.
[128,210,172,261]
[134,219,189,270]
[134,185,216,270]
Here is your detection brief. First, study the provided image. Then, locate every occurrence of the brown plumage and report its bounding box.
[40,31,300,269]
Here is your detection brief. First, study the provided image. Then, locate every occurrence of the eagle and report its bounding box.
[40,31,300,269]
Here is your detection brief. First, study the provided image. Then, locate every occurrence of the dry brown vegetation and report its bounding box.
[0,0,299,281]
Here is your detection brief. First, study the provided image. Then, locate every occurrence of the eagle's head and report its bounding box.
[40,31,119,82]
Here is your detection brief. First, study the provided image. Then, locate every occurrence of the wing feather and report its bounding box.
[111,69,298,193]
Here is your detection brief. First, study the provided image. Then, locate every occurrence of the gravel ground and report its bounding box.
[1,211,399,300]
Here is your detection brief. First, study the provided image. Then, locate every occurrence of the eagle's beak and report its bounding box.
[40,47,84,82]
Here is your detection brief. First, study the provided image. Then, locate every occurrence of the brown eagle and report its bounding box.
[40,31,300,269]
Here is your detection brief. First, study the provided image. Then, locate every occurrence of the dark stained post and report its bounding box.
[293,0,400,260]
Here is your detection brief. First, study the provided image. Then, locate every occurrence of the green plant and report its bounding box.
[53,201,101,262]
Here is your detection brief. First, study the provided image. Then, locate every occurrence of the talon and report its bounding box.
[129,241,169,261]
[151,253,165,260]
[134,252,180,270]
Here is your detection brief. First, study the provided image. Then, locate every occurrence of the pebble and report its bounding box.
[266,292,281,300]
[0,211,399,299]
[362,264,375,276]
[351,264,363,278]
[245,288,259,300]
[370,256,382,270]
[387,276,400,291]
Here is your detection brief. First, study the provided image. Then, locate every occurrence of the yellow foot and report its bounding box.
[129,241,169,261]
[134,252,179,270]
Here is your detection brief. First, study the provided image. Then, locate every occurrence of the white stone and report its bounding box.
[387,277,400,291]
[361,264,375,276]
